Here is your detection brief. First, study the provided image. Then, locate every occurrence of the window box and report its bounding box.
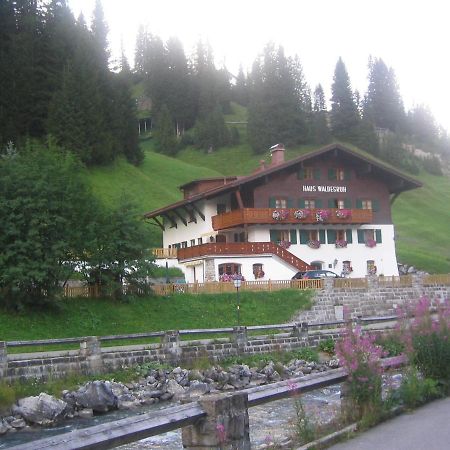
[365,238,377,248]
[307,239,321,249]
[272,209,289,220]
[336,209,352,219]
[335,239,348,248]
[279,240,291,249]
[294,209,310,220]
[315,209,330,222]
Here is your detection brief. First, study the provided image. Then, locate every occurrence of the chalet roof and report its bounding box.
[144,143,422,219]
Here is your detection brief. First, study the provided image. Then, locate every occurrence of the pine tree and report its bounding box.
[154,104,177,155]
[311,84,331,144]
[330,57,360,139]
[363,57,405,132]
[233,65,248,106]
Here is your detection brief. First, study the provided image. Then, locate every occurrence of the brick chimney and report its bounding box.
[270,143,285,166]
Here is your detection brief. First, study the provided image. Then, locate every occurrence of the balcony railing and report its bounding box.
[212,208,373,231]
[178,242,311,272]
[152,248,178,259]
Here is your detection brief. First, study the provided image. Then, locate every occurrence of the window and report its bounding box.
[304,199,316,209]
[299,229,326,244]
[357,229,382,244]
[217,203,227,214]
[342,260,353,275]
[253,263,264,279]
[197,238,203,245]
[367,260,377,275]
[181,241,188,248]
[234,232,247,242]
[329,168,350,181]
[270,229,297,245]
[269,197,294,208]
[328,198,351,209]
[190,239,196,247]
[356,199,380,211]
[218,263,242,276]
[361,199,372,210]
[336,230,346,241]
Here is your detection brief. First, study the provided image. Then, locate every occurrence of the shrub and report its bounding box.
[397,297,450,390]
[335,324,384,418]
[398,369,440,409]
[318,337,335,355]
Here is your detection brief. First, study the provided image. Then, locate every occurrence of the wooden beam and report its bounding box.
[162,213,177,228]
[235,189,244,209]
[173,209,187,226]
[190,202,205,221]
[182,205,197,223]
[151,217,165,231]
[390,192,401,205]
[11,403,206,450]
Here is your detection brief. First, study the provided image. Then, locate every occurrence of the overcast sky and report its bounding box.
[68,0,450,132]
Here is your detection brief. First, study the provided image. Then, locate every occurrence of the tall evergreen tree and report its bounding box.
[154,104,177,156]
[247,44,309,153]
[330,57,360,139]
[233,65,248,106]
[363,57,405,132]
[311,84,331,144]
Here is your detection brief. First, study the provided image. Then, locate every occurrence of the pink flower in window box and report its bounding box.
[315,209,330,222]
[365,239,377,248]
[307,239,321,249]
[336,209,352,219]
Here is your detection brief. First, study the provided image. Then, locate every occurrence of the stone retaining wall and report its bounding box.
[1,327,340,383]
[294,275,450,323]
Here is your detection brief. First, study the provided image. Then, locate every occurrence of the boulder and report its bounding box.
[166,379,185,400]
[12,393,67,426]
[0,420,10,435]
[73,381,117,412]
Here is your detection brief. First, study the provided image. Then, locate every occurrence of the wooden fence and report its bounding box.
[150,278,323,296]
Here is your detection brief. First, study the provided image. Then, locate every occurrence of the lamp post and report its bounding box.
[233,278,242,327]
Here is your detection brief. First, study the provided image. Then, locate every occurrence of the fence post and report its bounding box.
[182,392,250,449]
[232,326,247,349]
[80,336,103,375]
[161,330,181,365]
[0,342,7,379]
[268,279,272,292]
[323,278,333,292]
[291,322,308,339]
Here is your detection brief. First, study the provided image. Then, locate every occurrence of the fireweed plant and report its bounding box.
[335,324,384,419]
[397,297,450,391]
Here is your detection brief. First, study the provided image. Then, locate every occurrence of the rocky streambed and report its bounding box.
[0,357,340,446]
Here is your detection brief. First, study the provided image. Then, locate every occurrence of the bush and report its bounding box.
[397,297,450,390]
[335,324,383,418]
[398,369,440,409]
[318,337,335,355]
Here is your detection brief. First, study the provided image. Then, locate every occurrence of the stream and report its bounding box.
[0,386,342,449]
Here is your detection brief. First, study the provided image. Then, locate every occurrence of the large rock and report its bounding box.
[73,381,117,412]
[12,393,67,426]
[166,379,185,400]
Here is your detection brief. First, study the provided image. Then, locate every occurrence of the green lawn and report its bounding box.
[0,290,312,342]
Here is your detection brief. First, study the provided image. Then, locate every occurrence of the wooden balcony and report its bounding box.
[212,208,373,230]
[178,242,311,272]
[152,248,178,259]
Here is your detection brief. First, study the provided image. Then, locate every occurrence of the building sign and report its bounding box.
[302,185,347,193]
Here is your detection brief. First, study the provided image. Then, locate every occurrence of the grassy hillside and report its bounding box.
[83,104,450,273]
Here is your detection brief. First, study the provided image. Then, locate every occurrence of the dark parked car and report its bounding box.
[292,270,340,279]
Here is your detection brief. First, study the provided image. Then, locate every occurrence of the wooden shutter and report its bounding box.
[297,169,305,180]
[346,229,353,243]
[300,230,309,244]
[298,199,306,208]
[270,230,278,243]
[375,229,382,243]
[319,229,326,244]
[290,229,297,244]
[269,197,276,208]
[372,199,380,212]
[328,199,335,208]
[287,197,294,208]
[314,168,321,180]
[344,169,351,181]
[328,168,337,180]
[357,230,365,243]
[327,229,337,244]
[344,198,352,208]
[356,199,363,209]
[316,199,323,208]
